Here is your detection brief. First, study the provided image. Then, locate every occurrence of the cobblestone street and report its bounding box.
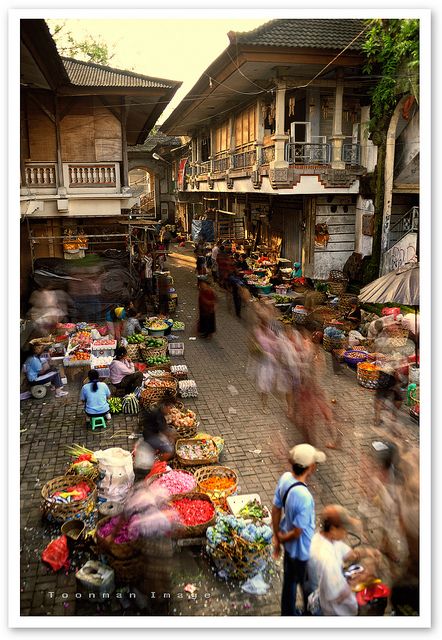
[19,245,419,618]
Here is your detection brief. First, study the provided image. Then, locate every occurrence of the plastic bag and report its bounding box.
[95,447,135,501]
[240,573,269,596]
[41,535,70,571]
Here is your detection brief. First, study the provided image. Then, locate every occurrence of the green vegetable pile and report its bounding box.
[108,397,123,413]
[238,499,266,520]
[146,355,170,366]
[145,337,166,348]
[272,294,293,304]
[127,334,145,344]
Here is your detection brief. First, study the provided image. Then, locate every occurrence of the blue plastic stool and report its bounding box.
[90,416,107,431]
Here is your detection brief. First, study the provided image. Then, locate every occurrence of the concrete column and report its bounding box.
[360,105,377,172]
[228,115,235,169]
[329,69,346,169]
[270,81,289,169]
[254,99,265,168]
[307,87,321,140]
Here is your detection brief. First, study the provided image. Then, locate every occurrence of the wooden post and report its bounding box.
[54,95,64,189]
[121,97,129,188]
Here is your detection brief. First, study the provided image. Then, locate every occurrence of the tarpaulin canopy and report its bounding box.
[358,262,419,306]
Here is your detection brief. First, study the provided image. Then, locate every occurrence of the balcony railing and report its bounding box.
[260,145,275,164]
[196,161,210,175]
[24,162,57,187]
[342,143,361,166]
[388,206,419,249]
[212,152,230,173]
[285,143,331,165]
[68,163,116,187]
[232,145,256,169]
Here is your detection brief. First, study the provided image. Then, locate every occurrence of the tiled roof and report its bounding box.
[62,57,178,89]
[229,19,367,51]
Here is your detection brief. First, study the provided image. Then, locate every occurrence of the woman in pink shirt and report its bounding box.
[109,347,144,394]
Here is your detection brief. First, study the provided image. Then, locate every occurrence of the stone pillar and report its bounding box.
[270,81,289,186]
[307,87,321,140]
[329,69,346,170]
[360,105,377,172]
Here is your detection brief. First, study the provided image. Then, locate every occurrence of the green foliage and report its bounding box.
[49,21,114,65]
[362,19,419,129]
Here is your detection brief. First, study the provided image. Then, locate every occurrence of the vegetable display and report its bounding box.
[238,499,267,520]
[145,355,170,366]
[108,397,123,413]
[144,337,166,348]
[172,321,185,331]
[126,334,145,344]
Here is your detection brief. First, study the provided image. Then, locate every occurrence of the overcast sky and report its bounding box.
[46,17,269,124]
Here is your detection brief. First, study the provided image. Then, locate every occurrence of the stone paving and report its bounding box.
[19,243,419,618]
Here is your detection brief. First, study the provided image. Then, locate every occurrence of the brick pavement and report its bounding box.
[19,243,419,618]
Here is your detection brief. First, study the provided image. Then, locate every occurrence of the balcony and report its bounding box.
[67,163,117,188]
[388,206,419,249]
[342,143,361,167]
[285,142,331,165]
[232,143,256,170]
[260,145,275,164]
[24,162,57,191]
[23,162,122,194]
[212,151,230,173]
[196,161,210,176]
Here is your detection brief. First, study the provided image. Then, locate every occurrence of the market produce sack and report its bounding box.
[41,535,70,572]
[95,447,135,502]
[122,393,139,415]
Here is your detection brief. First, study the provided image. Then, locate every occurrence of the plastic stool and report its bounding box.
[90,416,107,431]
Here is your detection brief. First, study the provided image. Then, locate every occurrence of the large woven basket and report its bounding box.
[169,492,216,538]
[357,363,391,389]
[323,334,347,352]
[328,269,347,282]
[173,420,199,439]
[207,532,272,579]
[107,553,144,584]
[305,291,327,308]
[292,309,309,325]
[327,280,348,295]
[175,438,219,467]
[146,469,197,497]
[40,475,97,523]
[194,466,238,501]
[139,380,177,408]
[310,306,338,325]
[126,344,141,361]
[338,294,358,315]
[96,515,140,559]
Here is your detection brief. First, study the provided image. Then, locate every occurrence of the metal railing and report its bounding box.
[68,163,116,187]
[232,145,256,169]
[212,152,230,173]
[260,145,275,164]
[196,161,210,175]
[285,143,331,165]
[342,143,361,166]
[24,162,57,187]
[388,206,419,249]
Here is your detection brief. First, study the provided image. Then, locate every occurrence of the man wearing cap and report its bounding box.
[307,505,380,616]
[272,443,326,615]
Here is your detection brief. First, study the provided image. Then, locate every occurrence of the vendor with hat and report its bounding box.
[307,505,380,616]
[272,443,326,615]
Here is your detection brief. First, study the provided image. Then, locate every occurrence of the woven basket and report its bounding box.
[65,464,100,484]
[169,492,216,538]
[139,380,177,408]
[338,294,357,315]
[310,306,338,324]
[108,553,144,583]
[323,318,354,333]
[208,532,272,579]
[292,309,309,324]
[40,475,97,523]
[175,438,219,467]
[174,421,198,439]
[306,291,327,307]
[146,469,197,497]
[329,269,347,282]
[140,345,169,363]
[327,280,348,295]
[323,334,347,352]
[144,362,172,372]
[96,515,140,559]
[126,344,141,361]
[194,466,238,501]
[357,363,391,389]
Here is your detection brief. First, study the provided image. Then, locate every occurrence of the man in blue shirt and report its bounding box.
[272,443,326,615]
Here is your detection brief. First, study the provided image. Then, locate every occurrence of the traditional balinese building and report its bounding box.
[161,18,381,278]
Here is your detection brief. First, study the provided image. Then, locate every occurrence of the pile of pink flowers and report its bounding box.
[150,470,197,496]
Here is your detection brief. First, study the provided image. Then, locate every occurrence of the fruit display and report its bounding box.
[272,294,293,304]
[172,321,185,331]
[145,355,170,366]
[146,320,169,331]
[126,334,145,345]
[144,337,167,348]
[144,378,174,389]
[91,339,117,348]
[108,397,123,413]
[70,331,92,347]
[91,356,113,368]
[165,406,196,429]
[178,379,198,398]
[68,350,91,363]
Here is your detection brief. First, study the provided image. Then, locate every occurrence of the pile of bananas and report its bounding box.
[108,397,123,414]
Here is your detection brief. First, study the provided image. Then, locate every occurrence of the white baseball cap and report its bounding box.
[289,443,326,467]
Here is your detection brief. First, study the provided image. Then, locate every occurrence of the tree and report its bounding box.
[48,21,114,65]
[360,19,419,282]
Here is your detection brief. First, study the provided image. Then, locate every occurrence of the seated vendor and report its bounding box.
[80,369,111,422]
[234,253,249,271]
[109,346,144,394]
[24,344,68,397]
[344,300,361,323]
[140,402,178,462]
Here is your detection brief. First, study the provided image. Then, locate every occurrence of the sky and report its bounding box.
[45,18,269,125]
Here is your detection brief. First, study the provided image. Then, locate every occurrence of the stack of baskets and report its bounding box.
[327,270,348,296]
[357,362,391,389]
[323,334,347,352]
[40,475,97,523]
[139,377,177,408]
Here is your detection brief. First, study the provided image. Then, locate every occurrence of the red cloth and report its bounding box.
[41,535,70,571]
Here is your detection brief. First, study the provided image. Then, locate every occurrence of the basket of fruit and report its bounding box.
[165,405,198,438]
[143,355,171,369]
[175,438,219,466]
[139,378,177,408]
[357,362,391,389]
[41,475,97,523]
[194,466,238,501]
[172,321,185,331]
[169,492,216,538]
[146,320,170,336]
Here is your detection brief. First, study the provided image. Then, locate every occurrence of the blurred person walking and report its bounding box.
[197,277,217,339]
[272,444,326,616]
